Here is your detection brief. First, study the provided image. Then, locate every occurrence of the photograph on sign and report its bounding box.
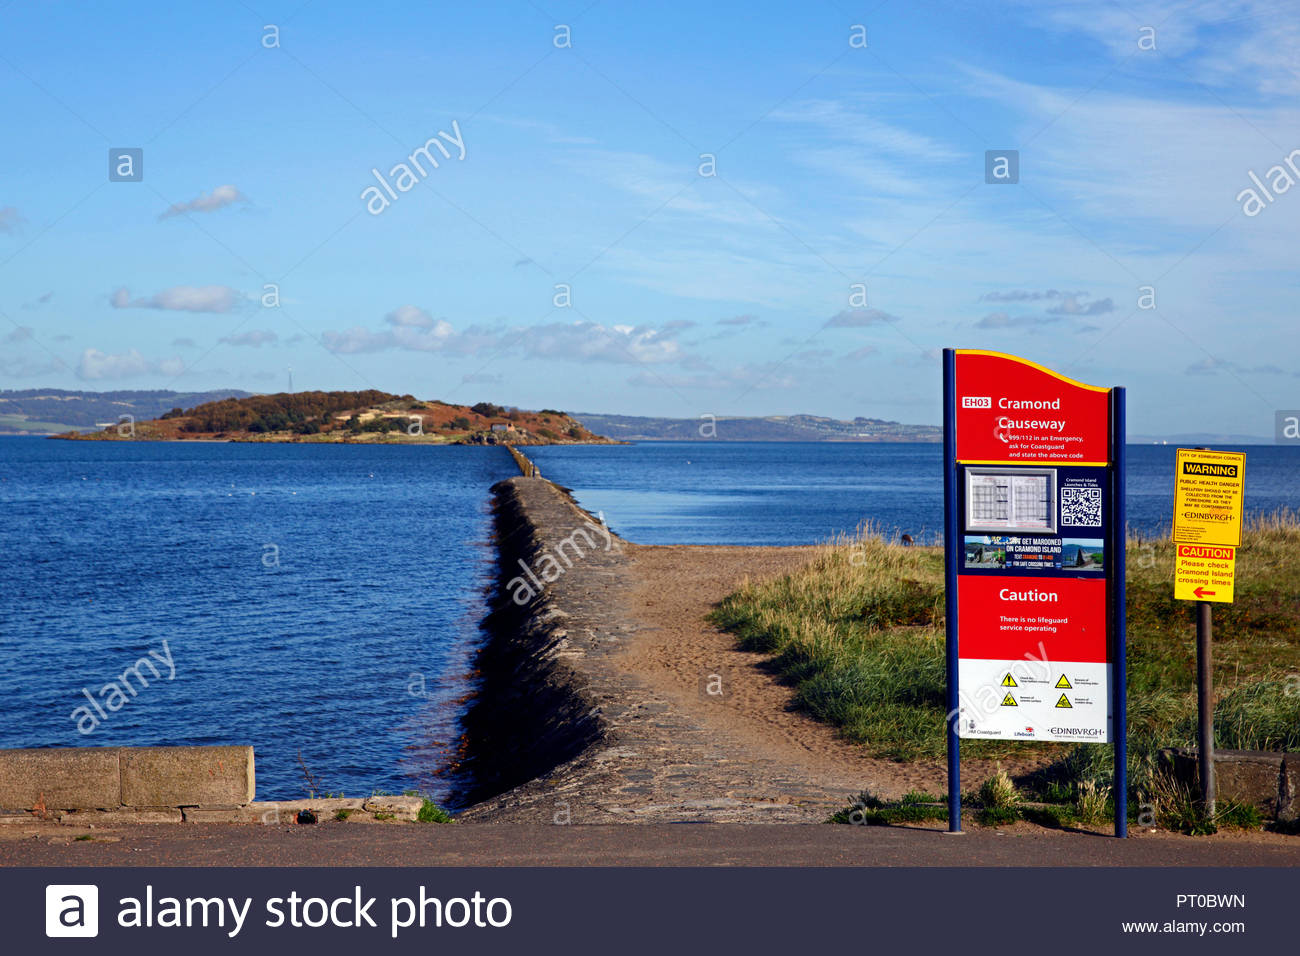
[964,467,1056,534]
[963,535,1103,572]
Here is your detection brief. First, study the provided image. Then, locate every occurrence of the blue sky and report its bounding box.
[1,0,1297,435]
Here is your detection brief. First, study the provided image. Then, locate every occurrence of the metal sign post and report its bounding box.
[1171,447,1246,817]
[942,349,1127,837]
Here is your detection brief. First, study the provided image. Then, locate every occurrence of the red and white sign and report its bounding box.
[954,350,1110,465]
[949,350,1115,743]
[956,575,1111,741]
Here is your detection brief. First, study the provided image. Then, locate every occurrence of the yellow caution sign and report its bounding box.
[1055,675,1072,689]
[1001,673,1018,687]
[1055,694,1072,709]
[1173,449,1245,546]
[1174,544,1236,603]
[1001,692,1018,707]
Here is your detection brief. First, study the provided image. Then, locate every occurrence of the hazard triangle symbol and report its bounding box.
[1055,674,1072,689]
[1001,692,1018,707]
[1001,673,1018,687]
[1055,694,1072,709]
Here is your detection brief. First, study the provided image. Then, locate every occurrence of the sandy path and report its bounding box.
[619,543,951,801]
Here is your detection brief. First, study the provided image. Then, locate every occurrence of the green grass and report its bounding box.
[417,798,453,824]
[829,790,948,826]
[717,514,1300,832]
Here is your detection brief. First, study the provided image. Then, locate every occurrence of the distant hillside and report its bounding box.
[57,391,612,445]
[0,388,252,434]
[570,412,941,442]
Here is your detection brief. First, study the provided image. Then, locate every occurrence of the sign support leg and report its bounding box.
[942,348,962,833]
[1111,386,1128,838]
[1197,600,1215,818]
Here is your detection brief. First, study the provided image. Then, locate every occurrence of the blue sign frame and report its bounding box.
[942,349,1127,837]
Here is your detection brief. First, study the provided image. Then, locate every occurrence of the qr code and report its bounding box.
[1060,487,1102,527]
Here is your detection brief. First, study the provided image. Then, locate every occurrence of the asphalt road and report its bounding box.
[3,822,1298,867]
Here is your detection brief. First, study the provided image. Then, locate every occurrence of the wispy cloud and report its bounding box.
[841,345,879,362]
[977,311,1057,329]
[110,285,241,313]
[627,360,801,391]
[158,185,247,220]
[824,308,900,328]
[980,289,1077,302]
[1009,0,1300,96]
[323,311,691,366]
[77,348,183,380]
[1046,295,1114,316]
[517,321,687,364]
[322,320,496,355]
[219,329,278,347]
[1186,356,1297,376]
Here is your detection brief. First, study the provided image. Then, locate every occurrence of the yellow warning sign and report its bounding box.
[1173,449,1245,547]
[1174,544,1236,603]
[1001,674,1018,687]
[1055,675,1072,689]
[1001,692,1018,707]
[1055,694,1072,709]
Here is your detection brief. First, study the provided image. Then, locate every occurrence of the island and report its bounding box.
[53,390,615,445]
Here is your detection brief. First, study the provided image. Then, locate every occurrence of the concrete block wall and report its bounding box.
[0,746,254,811]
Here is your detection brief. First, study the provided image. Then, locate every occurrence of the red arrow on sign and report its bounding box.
[1194,586,1216,598]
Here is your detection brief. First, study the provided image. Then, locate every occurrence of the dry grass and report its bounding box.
[715,513,1300,827]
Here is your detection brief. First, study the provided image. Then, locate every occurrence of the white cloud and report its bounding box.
[384,305,438,328]
[77,349,184,380]
[516,321,685,364]
[111,285,241,313]
[158,185,247,220]
[323,319,492,355]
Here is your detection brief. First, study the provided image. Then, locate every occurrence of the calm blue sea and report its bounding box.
[527,442,1300,545]
[3,437,1296,799]
[0,438,515,801]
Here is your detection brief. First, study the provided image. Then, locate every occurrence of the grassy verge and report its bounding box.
[712,514,1300,832]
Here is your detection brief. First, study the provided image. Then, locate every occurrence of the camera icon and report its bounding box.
[46,884,99,937]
